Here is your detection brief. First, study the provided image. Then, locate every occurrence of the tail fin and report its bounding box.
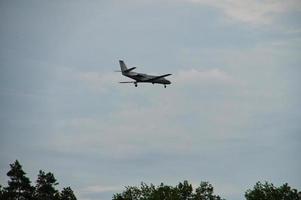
[119,60,128,72]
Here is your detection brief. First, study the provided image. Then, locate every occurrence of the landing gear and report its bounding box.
[164,85,166,88]
[134,82,138,87]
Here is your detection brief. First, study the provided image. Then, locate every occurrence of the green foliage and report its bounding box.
[60,187,77,200]
[0,185,4,200]
[245,181,300,200]
[112,180,224,200]
[2,160,300,200]
[177,180,193,200]
[2,160,35,200]
[113,180,301,200]
[35,170,60,200]
[150,183,180,200]
[194,182,223,200]
[0,160,77,200]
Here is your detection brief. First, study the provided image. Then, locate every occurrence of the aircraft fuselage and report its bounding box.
[123,72,171,85]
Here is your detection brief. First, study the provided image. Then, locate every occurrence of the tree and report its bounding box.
[1,161,77,200]
[112,181,224,200]
[2,160,34,200]
[60,187,77,200]
[245,181,300,200]
[0,185,4,200]
[194,182,223,200]
[35,170,59,200]
[115,186,142,200]
[150,183,180,200]
[177,180,193,200]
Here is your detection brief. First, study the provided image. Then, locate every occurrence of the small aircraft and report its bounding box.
[117,60,172,88]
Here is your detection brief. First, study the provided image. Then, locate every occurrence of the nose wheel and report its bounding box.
[164,85,166,88]
[134,82,138,87]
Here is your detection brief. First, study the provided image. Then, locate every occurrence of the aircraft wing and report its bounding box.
[145,74,172,82]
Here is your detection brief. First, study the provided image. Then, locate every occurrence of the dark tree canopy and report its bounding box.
[245,181,300,200]
[2,160,35,200]
[60,187,77,200]
[112,181,224,200]
[0,185,4,199]
[178,180,193,200]
[35,170,60,200]
[1,160,300,200]
[0,160,76,200]
[194,182,223,200]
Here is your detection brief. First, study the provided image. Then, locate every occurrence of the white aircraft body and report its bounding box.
[118,60,172,88]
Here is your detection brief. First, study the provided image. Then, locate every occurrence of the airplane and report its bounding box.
[117,60,172,88]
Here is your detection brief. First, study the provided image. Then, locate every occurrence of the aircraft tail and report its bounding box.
[119,60,128,72]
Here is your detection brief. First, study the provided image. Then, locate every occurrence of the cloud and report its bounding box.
[44,66,244,161]
[77,71,120,93]
[186,0,301,25]
[174,68,235,85]
[214,182,242,197]
[81,185,121,193]
[79,185,122,200]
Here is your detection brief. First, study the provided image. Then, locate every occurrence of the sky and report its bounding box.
[0,0,301,199]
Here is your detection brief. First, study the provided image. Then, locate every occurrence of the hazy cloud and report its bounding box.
[187,0,301,25]
[81,185,121,193]
[175,68,235,85]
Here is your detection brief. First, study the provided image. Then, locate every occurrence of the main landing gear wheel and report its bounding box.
[164,85,166,88]
[134,83,138,87]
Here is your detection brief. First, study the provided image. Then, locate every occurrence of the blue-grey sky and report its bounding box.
[1,1,301,200]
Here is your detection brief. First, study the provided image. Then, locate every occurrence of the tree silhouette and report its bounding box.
[60,187,77,200]
[112,181,224,200]
[0,185,4,200]
[194,182,223,200]
[35,170,60,200]
[245,181,300,200]
[151,183,180,200]
[177,180,193,200]
[2,160,301,200]
[2,160,35,200]
[0,160,77,200]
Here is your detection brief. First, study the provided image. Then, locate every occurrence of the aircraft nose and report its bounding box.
[166,80,171,84]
